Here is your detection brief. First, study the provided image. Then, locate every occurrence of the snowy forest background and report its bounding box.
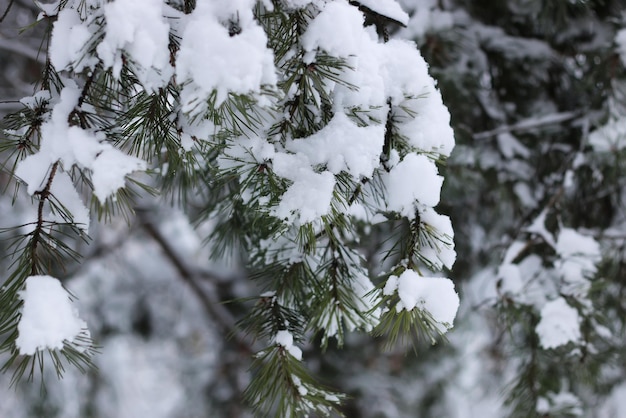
[1,0,626,417]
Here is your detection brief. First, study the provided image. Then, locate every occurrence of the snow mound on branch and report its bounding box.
[555,228,601,296]
[271,152,336,224]
[49,8,98,73]
[15,84,146,211]
[97,0,173,91]
[16,276,88,355]
[357,0,409,25]
[384,153,443,216]
[536,297,581,349]
[274,330,303,360]
[419,207,456,270]
[301,2,367,59]
[589,117,626,152]
[285,112,385,178]
[381,39,455,156]
[384,270,459,331]
[177,1,277,112]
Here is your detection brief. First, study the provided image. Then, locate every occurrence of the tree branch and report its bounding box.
[472,110,583,140]
[0,37,46,64]
[135,207,253,353]
[30,161,59,275]
[0,0,15,23]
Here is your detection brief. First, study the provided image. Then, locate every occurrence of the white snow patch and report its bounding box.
[301,2,366,60]
[49,9,98,73]
[385,270,459,331]
[536,297,581,349]
[177,1,276,112]
[91,148,146,202]
[419,207,456,270]
[97,0,173,90]
[358,0,409,25]
[286,112,384,178]
[385,153,443,217]
[589,117,626,152]
[271,152,336,224]
[524,209,556,248]
[555,228,601,295]
[15,84,146,204]
[17,276,88,355]
[536,391,583,416]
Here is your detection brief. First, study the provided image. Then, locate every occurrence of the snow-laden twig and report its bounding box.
[473,111,583,140]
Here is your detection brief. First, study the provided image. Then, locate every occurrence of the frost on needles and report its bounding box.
[1,0,457,415]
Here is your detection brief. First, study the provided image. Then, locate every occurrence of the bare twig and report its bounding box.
[0,0,15,23]
[30,161,59,275]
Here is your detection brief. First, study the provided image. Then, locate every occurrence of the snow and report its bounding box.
[283,0,321,9]
[286,113,385,179]
[6,1,462,412]
[496,263,524,296]
[524,209,556,248]
[301,2,366,60]
[176,0,276,112]
[49,9,98,73]
[385,153,443,217]
[274,330,303,360]
[496,132,530,159]
[384,270,459,331]
[16,276,88,355]
[97,0,173,91]
[34,0,63,17]
[380,40,455,156]
[598,383,626,418]
[357,0,409,25]
[207,0,455,229]
[271,152,336,223]
[398,0,454,40]
[19,90,51,109]
[49,171,91,230]
[589,117,626,152]
[15,84,146,207]
[535,297,581,349]
[537,391,583,416]
[555,228,601,294]
[419,207,456,270]
[91,148,147,202]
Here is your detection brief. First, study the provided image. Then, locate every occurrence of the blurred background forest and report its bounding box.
[1,0,626,417]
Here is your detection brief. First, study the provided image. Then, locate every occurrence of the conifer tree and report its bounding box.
[4,1,625,417]
[390,0,626,416]
[0,0,459,415]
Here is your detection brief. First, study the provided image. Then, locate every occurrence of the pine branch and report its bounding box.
[135,207,253,353]
[30,161,58,275]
